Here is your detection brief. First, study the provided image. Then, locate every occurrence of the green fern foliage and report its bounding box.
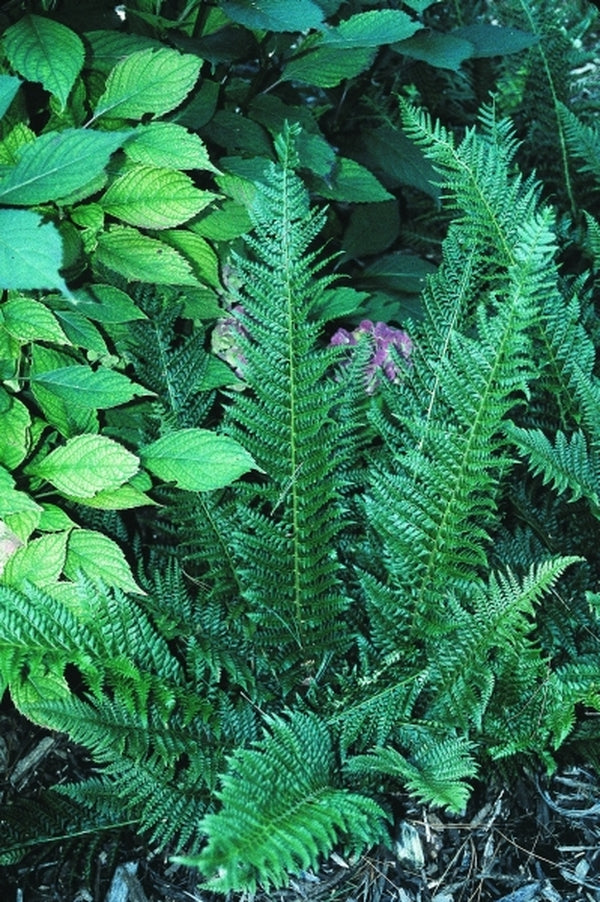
[218,124,354,677]
[183,712,388,893]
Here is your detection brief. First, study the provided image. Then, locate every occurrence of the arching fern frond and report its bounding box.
[506,426,600,509]
[346,730,477,814]
[183,712,388,893]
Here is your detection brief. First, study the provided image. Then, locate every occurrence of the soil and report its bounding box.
[1,701,599,902]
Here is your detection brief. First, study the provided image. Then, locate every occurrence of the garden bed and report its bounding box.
[3,704,600,902]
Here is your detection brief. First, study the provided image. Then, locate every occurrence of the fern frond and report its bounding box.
[346,729,477,813]
[0,791,123,866]
[219,124,357,676]
[183,712,388,893]
[558,102,600,183]
[507,426,600,508]
[126,290,215,432]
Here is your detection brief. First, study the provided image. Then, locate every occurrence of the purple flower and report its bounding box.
[329,319,412,394]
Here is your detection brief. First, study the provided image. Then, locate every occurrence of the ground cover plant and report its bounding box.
[1,0,600,897]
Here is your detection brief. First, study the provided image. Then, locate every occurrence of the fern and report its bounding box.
[507,426,600,509]
[183,712,388,893]
[216,124,357,679]
[346,731,477,813]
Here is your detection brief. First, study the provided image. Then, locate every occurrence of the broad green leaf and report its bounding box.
[221,0,324,32]
[311,287,368,322]
[141,428,256,491]
[95,226,200,286]
[296,132,336,178]
[357,125,439,198]
[101,165,215,229]
[453,23,538,57]
[64,529,144,594]
[204,109,273,157]
[38,504,78,532]
[63,483,157,510]
[192,199,252,241]
[1,531,68,588]
[30,346,99,438]
[393,31,474,70]
[319,158,393,202]
[70,203,105,232]
[402,0,439,10]
[85,29,161,74]
[0,296,70,344]
[0,75,21,119]
[3,508,41,545]
[31,365,152,409]
[28,434,140,498]
[72,284,147,323]
[161,229,221,288]
[0,467,41,518]
[0,328,19,381]
[93,47,201,121]
[54,310,109,356]
[324,9,418,47]
[362,251,437,294]
[0,129,131,206]
[343,200,400,258]
[0,210,70,296]
[125,122,218,171]
[282,46,376,87]
[0,396,30,469]
[3,15,84,109]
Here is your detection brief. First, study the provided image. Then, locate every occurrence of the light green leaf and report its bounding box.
[0,129,132,206]
[0,209,70,296]
[0,396,30,469]
[0,467,41,518]
[94,47,201,121]
[38,504,78,532]
[31,365,151,410]
[0,296,70,344]
[71,284,147,323]
[28,434,140,498]
[124,122,218,171]
[3,15,84,109]
[283,45,375,87]
[101,165,215,229]
[320,157,393,202]
[30,346,99,438]
[65,529,144,594]
[54,310,109,356]
[192,199,252,241]
[160,229,221,287]
[141,428,256,491]
[221,0,324,32]
[95,226,200,286]
[324,9,418,47]
[62,483,158,510]
[0,75,21,119]
[1,531,68,588]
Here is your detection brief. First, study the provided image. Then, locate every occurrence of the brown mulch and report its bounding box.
[1,699,600,902]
